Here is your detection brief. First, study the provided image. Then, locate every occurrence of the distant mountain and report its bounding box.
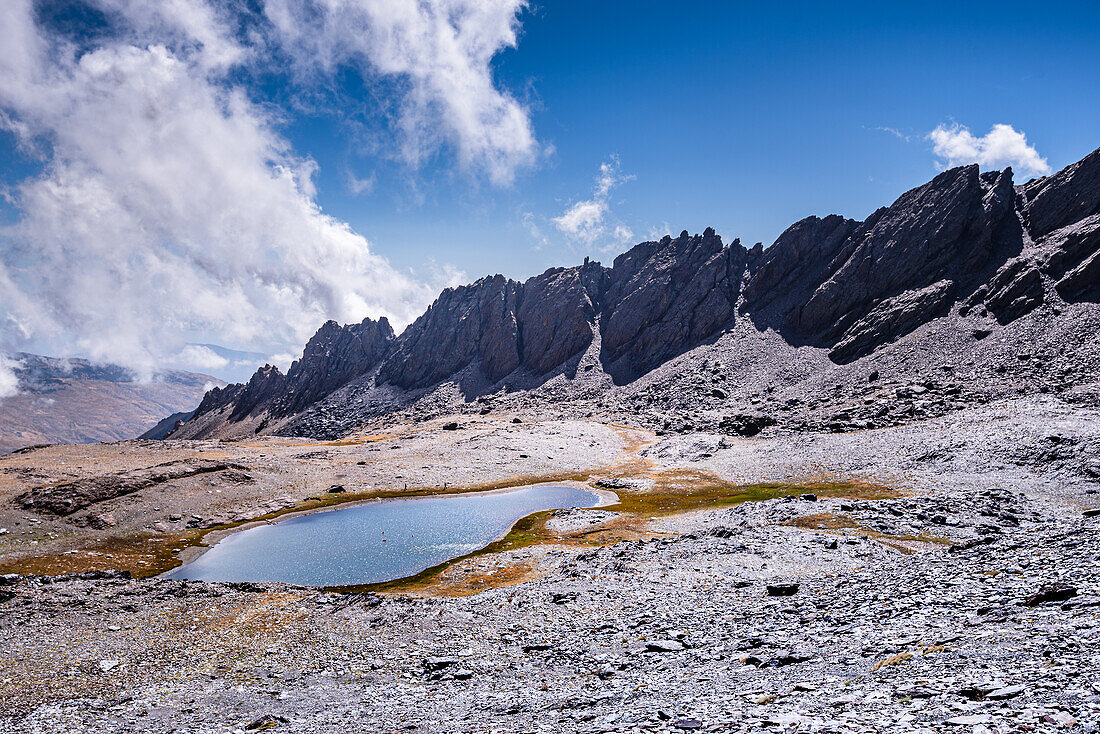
[137,411,196,440]
[0,354,223,454]
[173,146,1100,441]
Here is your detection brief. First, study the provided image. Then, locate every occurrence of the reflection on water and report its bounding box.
[165,485,601,586]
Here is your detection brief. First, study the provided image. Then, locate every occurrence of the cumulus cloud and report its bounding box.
[264,0,537,186]
[173,345,230,371]
[0,1,469,375]
[553,157,634,245]
[929,123,1051,178]
[0,355,22,399]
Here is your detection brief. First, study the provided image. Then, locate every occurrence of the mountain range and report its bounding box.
[0,354,223,454]
[172,146,1100,441]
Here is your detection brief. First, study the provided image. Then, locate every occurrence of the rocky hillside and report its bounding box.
[0,354,223,454]
[172,147,1100,441]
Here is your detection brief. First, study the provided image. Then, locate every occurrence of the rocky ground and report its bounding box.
[2,390,1099,733]
[0,418,630,574]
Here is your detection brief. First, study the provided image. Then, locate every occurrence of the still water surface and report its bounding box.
[165,484,601,586]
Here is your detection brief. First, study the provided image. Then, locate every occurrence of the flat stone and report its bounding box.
[947,714,991,725]
[1024,585,1077,606]
[986,684,1026,700]
[645,640,685,653]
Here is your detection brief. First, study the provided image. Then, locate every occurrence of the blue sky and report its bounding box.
[0,0,1097,383]
[298,1,1100,277]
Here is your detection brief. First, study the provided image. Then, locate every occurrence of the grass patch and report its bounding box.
[781,511,953,555]
[612,474,895,516]
[870,652,913,672]
[0,530,202,577]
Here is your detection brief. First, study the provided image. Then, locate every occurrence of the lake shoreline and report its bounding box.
[166,480,620,581]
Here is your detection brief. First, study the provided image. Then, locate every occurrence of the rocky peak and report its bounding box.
[177,146,1100,437]
[272,317,394,416]
[742,214,858,314]
[516,260,606,376]
[1019,146,1100,238]
[378,260,611,391]
[796,165,1021,340]
[227,364,286,422]
[600,228,749,381]
[189,317,394,425]
[378,275,523,390]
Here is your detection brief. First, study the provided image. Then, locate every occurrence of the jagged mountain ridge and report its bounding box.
[174,147,1100,439]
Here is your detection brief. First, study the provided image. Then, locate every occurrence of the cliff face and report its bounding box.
[178,146,1100,436]
[1018,148,1100,304]
[378,275,524,390]
[745,165,1025,362]
[275,318,394,416]
[191,317,393,423]
[597,228,753,381]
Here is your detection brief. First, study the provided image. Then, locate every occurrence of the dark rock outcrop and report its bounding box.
[789,166,1023,359]
[829,279,957,363]
[273,318,394,416]
[1020,147,1100,238]
[977,258,1045,322]
[379,263,608,390]
[742,166,1029,361]
[1043,216,1100,303]
[190,382,245,420]
[379,276,523,390]
[742,214,858,314]
[516,261,604,376]
[600,228,747,381]
[227,364,286,422]
[1055,246,1100,302]
[174,145,1100,437]
[189,317,393,423]
[15,459,238,516]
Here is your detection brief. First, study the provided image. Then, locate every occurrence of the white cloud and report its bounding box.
[0,1,451,376]
[264,0,538,186]
[267,352,300,372]
[553,156,633,245]
[521,211,548,250]
[174,345,230,371]
[869,125,911,142]
[647,222,672,240]
[0,355,22,399]
[346,169,376,196]
[612,224,634,243]
[929,123,1051,178]
[554,200,606,243]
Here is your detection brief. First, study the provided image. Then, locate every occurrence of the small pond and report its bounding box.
[164,484,603,586]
